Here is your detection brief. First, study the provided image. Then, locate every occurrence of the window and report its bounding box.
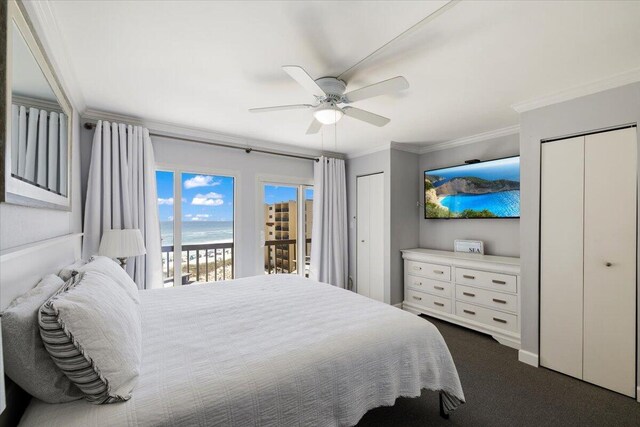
[156,170,235,286]
[262,182,313,277]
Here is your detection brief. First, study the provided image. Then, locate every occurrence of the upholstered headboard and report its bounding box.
[0,233,82,426]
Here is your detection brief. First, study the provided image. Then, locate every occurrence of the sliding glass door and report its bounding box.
[261,181,313,276]
[156,170,235,286]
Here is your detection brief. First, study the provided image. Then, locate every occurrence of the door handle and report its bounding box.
[605,262,612,267]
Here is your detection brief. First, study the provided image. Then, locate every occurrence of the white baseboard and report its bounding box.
[637,387,640,403]
[392,302,403,309]
[518,350,539,367]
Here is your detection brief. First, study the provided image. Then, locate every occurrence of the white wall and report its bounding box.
[418,133,520,257]
[345,150,391,302]
[519,82,640,384]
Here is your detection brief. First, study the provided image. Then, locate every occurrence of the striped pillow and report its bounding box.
[39,271,142,404]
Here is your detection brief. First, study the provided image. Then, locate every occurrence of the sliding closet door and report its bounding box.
[583,127,637,397]
[357,173,384,302]
[540,137,585,379]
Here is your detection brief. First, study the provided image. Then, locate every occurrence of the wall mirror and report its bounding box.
[1,0,72,210]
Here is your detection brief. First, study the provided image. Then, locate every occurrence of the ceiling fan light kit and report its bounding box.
[314,104,343,125]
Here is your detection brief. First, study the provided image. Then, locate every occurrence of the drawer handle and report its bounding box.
[462,292,475,297]
[412,296,422,301]
[434,302,445,307]
[492,298,507,304]
[492,280,506,285]
[434,286,444,290]
[433,270,444,275]
[463,274,475,279]
[413,266,422,271]
[493,317,507,324]
[463,309,476,315]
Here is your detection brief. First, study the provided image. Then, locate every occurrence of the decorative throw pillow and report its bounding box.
[58,259,88,281]
[39,271,142,404]
[72,256,140,304]
[1,274,84,403]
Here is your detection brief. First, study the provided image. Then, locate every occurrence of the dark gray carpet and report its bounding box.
[357,315,640,427]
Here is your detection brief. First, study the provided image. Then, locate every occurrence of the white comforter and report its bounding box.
[21,275,464,427]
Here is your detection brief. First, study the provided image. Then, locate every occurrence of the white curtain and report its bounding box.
[83,120,162,289]
[11,104,67,194]
[310,156,348,287]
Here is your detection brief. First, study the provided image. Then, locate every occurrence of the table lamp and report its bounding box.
[98,229,146,269]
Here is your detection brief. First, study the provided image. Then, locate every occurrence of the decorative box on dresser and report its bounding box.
[402,248,521,349]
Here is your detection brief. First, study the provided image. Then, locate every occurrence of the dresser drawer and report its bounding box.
[455,301,518,333]
[406,289,451,314]
[455,284,517,313]
[406,261,451,281]
[455,268,516,293]
[407,275,452,297]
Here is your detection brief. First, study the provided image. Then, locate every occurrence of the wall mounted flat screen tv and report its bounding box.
[424,156,520,219]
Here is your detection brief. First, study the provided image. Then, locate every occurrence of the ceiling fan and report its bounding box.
[249,65,409,134]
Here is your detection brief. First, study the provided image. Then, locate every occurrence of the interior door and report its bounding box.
[368,173,384,302]
[583,127,637,397]
[357,175,371,297]
[540,137,585,379]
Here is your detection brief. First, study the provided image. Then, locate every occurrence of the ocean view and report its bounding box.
[160,221,233,246]
[441,190,520,217]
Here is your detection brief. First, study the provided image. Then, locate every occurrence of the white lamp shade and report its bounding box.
[99,229,146,258]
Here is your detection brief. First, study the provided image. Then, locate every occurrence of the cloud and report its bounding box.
[184,175,221,189]
[192,192,224,206]
[157,197,174,205]
[185,214,192,218]
[168,216,173,221]
[191,214,211,221]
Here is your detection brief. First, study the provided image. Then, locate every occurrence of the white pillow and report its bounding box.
[39,271,142,404]
[73,256,139,303]
[1,274,83,403]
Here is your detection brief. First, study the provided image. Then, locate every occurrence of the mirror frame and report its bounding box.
[1,0,73,210]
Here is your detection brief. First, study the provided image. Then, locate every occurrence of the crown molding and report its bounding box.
[20,0,87,112]
[511,67,640,113]
[389,124,520,155]
[82,108,344,159]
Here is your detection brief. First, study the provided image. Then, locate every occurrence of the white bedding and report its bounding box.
[20,274,464,427]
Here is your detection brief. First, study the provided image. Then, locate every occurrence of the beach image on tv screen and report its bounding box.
[424,157,520,219]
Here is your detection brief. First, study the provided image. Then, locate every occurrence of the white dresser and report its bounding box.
[402,248,521,349]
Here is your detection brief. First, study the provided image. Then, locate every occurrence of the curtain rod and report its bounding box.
[83,122,320,162]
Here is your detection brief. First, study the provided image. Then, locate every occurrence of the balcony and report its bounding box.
[264,238,311,276]
[162,242,234,285]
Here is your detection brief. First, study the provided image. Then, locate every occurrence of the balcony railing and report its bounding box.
[161,242,234,285]
[264,238,311,276]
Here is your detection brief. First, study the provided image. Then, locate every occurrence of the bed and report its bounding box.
[1,235,464,426]
[16,272,464,426]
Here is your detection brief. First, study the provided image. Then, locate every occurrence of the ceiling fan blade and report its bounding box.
[282,65,326,98]
[343,76,409,103]
[343,107,390,127]
[306,118,323,135]
[249,104,313,113]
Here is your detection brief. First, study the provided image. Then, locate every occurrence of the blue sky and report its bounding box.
[156,172,313,222]
[156,171,235,222]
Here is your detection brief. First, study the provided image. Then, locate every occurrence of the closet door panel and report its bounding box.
[583,127,637,397]
[357,176,371,298]
[540,137,585,379]
[368,173,385,302]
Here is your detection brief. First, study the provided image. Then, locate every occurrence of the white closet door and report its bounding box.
[357,173,384,302]
[583,127,637,397]
[368,173,384,302]
[357,175,371,298]
[540,137,585,379]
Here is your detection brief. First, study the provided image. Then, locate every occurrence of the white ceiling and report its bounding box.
[48,0,640,155]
